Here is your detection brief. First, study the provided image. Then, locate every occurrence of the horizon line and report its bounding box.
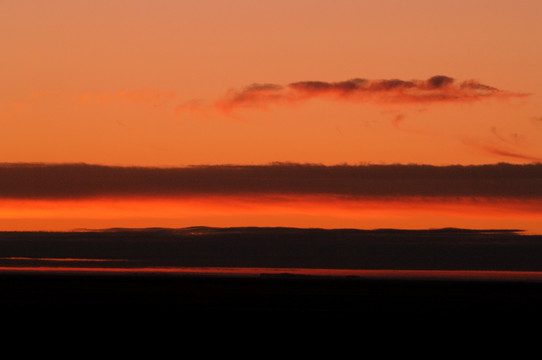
[0,226,527,235]
[1,161,541,168]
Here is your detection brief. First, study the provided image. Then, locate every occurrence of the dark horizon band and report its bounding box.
[1,162,541,199]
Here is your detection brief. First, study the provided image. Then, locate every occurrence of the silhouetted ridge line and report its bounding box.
[0,226,540,272]
[35,226,526,236]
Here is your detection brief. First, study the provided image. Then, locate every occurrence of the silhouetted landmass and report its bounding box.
[2,227,542,317]
[0,227,540,271]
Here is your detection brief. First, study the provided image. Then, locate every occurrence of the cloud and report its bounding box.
[215,76,527,113]
[215,83,287,113]
[479,146,542,163]
[0,163,541,200]
[463,131,542,163]
[490,127,525,147]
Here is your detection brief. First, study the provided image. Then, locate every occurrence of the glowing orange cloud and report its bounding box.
[215,76,528,114]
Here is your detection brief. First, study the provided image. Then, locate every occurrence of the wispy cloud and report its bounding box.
[0,163,541,200]
[215,76,527,114]
[490,126,526,147]
[174,99,213,118]
[463,128,542,163]
[477,145,542,163]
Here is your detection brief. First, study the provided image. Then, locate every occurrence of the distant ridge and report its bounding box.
[1,226,540,272]
[66,226,524,235]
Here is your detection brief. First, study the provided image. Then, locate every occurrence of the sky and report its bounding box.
[1,0,541,232]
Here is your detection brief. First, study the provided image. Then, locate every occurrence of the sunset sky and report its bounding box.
[1,1,541,232]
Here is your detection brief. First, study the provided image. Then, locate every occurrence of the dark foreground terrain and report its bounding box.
[3,272,542,320]
[2,227,542,325]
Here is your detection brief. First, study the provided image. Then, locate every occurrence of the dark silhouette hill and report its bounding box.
[1,227,540,271]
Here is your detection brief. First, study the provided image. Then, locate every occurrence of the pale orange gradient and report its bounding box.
[1,1,541,166]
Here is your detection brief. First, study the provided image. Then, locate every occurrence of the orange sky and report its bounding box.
[1,1,541,232]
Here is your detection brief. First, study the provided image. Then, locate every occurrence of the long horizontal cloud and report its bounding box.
[215,76,527,113]
[0,163,541,199]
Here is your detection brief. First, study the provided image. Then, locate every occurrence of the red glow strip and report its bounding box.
[0,257,129,262]
[1,266,542,281]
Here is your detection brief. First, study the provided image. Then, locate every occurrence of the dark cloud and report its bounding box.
[289,78,368,94]
[0,162,541,199]
[481,146,542,163]
[216,83,286,112]
[460,80,499,92]
[216,76,526,112]
[368,79,416,91]
[425,75,454,89]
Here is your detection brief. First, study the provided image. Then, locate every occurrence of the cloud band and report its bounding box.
[1,163,541,199]
[216,75,526,112]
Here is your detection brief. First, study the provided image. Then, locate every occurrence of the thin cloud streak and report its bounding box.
[482,147,542,163]
[462,137,542,163]
[215,76,527,113]
[0,163,541,200]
